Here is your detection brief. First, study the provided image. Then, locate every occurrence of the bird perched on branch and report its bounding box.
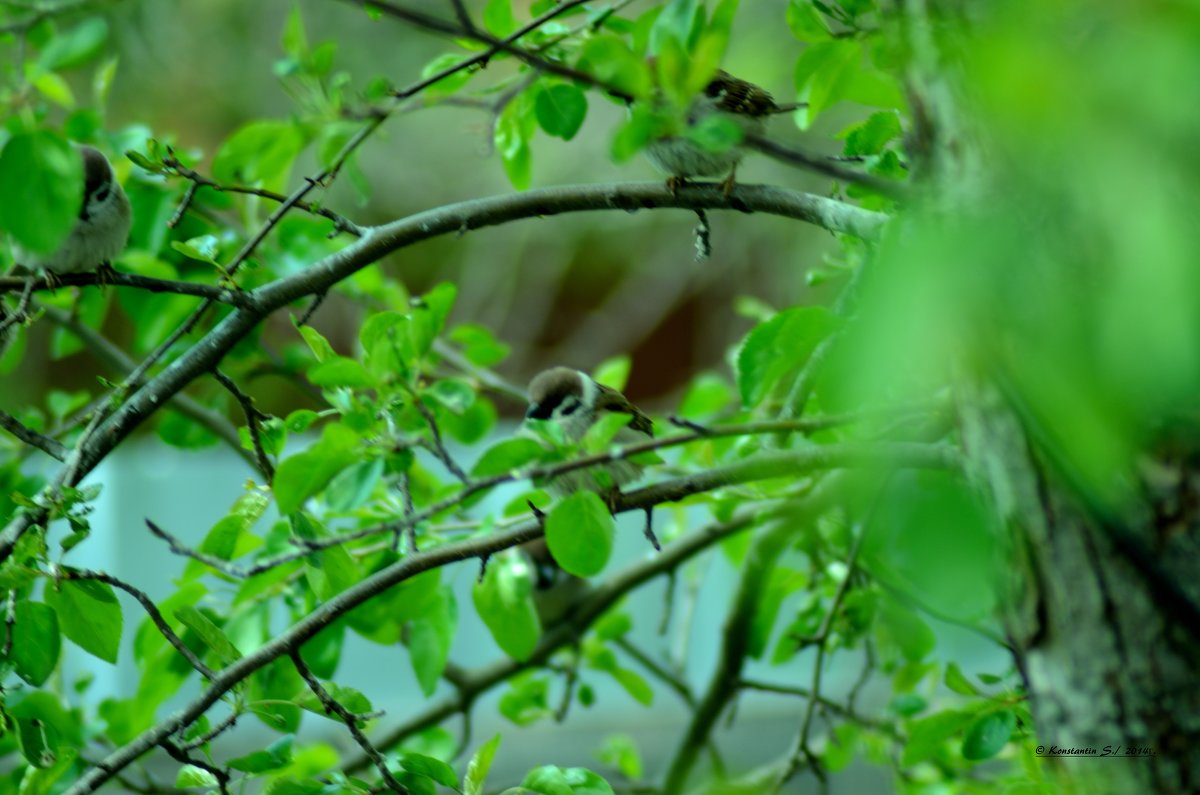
[525,366,655,497]
[521,367,657,615]
[644,69,786,194]
[11,145,132,278]
[2,145,131,359]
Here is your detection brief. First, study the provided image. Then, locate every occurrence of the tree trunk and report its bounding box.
[900,0,1200,790]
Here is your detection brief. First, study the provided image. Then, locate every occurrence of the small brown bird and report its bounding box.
[525,366,654,497]
[11,145,132,277]
[522,367,656,604]
[644,70,781,193]
[3,145,132,359]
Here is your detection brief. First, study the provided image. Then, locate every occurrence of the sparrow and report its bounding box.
[3,145,131,359]
[644,69,782,194]
[521,367,658,600]
[525,366,655,498]
[10,144,132,278]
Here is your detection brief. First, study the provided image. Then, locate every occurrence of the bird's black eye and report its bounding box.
[92,185,110,203]
[560,397,579,416]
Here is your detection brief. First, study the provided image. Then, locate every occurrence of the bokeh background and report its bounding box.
[7,0,856,419]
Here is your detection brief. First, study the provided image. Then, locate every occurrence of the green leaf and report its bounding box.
[31,71,75,108]
[426,379,475,415]
[609,667,654,705]
[876,598,936,663]
[596,734,642,780]
[841,110,901,157]
[184,488,268,580]
[535,83,589,141]
[299,620,344,679]
[579,414,642,459]
[0,131,82,254]
[228,735,294,773]
[610,104,657,162]
[649,0,701,55]
[483,0,516,36]
[736,306,840,408]
[449,323,510,366]
[578,36,652,99]
[561,768,615,795]
[464,733,502,795]
[402,752,460,788]
[944,662,981,696]
[420,53,477,96]
[677,373,733,418]
[522,765,574,795]
[176,765,219,788]
[472,438,547,478]
[545,492,614,578]
[297,682,373,717]
[473,555,540,661]
[786,0,829,41]
[45,578,122,663]
[409,586,456,696]
[325,458,384,511]
[273,423,360,515]
[308,355,375,389]
[38,17,109,70]
[499,672,551,725]
[592,355,631,391]
[174,606,241,664]
[298,324,336,362]
[684,113,743,153]
[901,709,973,766]
[5,601,60,685]
[495,94,533,190]
[212,120,305,188]
[281,4,308,59]
[962,709,1016,761]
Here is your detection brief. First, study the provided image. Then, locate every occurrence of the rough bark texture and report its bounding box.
[901,0,1200,790]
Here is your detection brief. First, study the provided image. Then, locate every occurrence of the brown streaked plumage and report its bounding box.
[644,69,781,192]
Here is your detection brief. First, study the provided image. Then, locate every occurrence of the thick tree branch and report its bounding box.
[66,442,953,794]
[37,306,257,472]
[0,182,885,564]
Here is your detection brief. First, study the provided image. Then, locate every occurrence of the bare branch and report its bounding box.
[0,409,67,460]
[291,652,404,792]
[212,370,275,481]
[55,566,213,679]
[0,273,255,307]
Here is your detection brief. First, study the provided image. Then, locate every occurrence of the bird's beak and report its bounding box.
[525,403,551,421]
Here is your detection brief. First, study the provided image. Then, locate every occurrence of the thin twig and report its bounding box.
[0,410,67,460]
[0,273,255,307]
[212,369,275,481]
[291,652,405,792]
[55,566,214,679]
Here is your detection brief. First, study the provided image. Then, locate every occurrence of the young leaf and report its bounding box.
[273,423,360,515]
[545,492,614,577]
[535,83,589,141]
[0,131,82,254]
[401,752,460,788]
[5,601,60,686]
[473,555,540,660]
[464,733,502,795]
[735,306,839,408]
[962,709,1016,760]
[409,586,457,696]
[472,438,548,478]
[45,578,122,664]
